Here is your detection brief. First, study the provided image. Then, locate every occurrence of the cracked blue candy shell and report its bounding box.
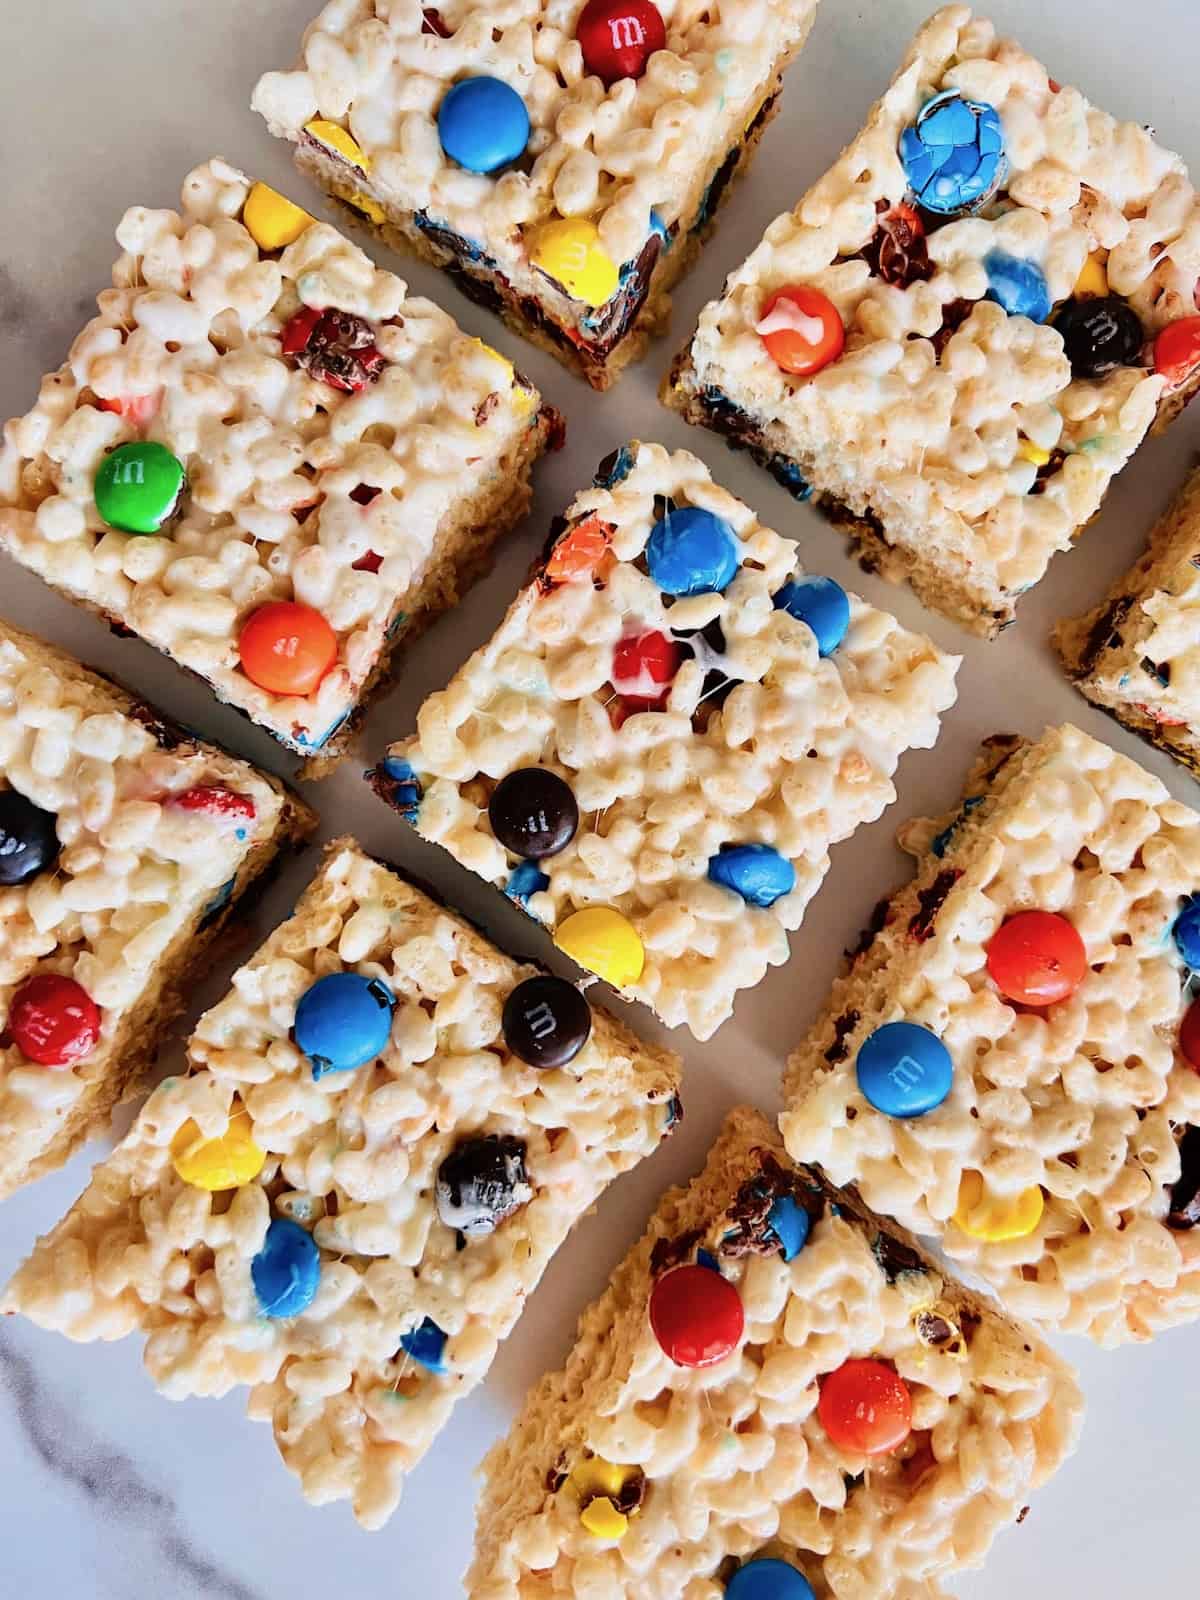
[984,250,1051,322]
[900,90,1006,215]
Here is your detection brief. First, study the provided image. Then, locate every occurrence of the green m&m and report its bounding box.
[94,441,186,534]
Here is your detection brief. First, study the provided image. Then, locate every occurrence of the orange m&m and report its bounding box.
[985,910,1087,1006]
[543,516,614,584]
[756,285,844,376]
[238,601,337,696]
[818,1358,912,1455]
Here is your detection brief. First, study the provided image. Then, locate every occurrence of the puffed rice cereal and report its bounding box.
[252,0,821,389]
[371,441,959,1040]
[665,4,1200,636]
[782,723,1200,1346]
[2,837,681,1528]
[469,1105,1082,1600]
[1056,463,1200,780]
[0,158,561,778]
[0,617,314,1199]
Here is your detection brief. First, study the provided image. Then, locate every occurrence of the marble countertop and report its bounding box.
[2,0,1198,1595]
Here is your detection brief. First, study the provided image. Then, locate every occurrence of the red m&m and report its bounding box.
[611,629,683,712]
[1180,998,1200,1071]
[577,0,666,86]
[9,973,101,1067]
[238,601,337,696]
[756,286,844,377]
[171,786,257,827]
[818,1358,912,1455]
[649,1263,744,1367]
[1154,315,1200,388]
[986,910,1087,1006]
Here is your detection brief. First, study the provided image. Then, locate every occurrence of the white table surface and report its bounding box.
[1,2,1197,1595]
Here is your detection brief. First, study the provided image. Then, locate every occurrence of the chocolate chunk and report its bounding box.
[871,1229,927,1283]
[1168,1125,1200,1228]
[825,1008,861,1065]
[649,1227,704,1276]
[909,868,963,941]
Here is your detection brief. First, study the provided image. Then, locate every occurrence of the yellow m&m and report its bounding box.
[243,183,314,252]
[953,1170,1044,1242]
[529,219,619,309]
[1072,253,1108,299]
[554,907,645,989]
[347,190,386,224]
[569,1455,641,1541]
[580,1498,628,1539]
[1016,438,1051,466]
[304,118,371,171]
[171,1105,265,1192]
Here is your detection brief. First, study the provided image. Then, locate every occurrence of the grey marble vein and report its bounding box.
[0,1328,264,1600]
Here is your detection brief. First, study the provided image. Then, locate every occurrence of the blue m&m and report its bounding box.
[646,506,739,596]
[766,1195,810,1261]
[398,1316,449,1374]
[725,1559,816,1600]
[899,89,1006,215]
[1174,895,1200,968]
[707,844,796,908]
[984,250,1051,323]
[294,971,396,1079]
[856,1021,953,1117]
[252,1218,321,1319]
[438,76,530,173]
[773,575,850,656]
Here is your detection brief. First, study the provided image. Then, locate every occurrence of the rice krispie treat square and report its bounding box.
[782,724,1200,1347]
[1055,463,1200,778]
[3,838,681,1528]
[0,158,562,779]
[664,4,1200,636]
[251,0,821,390]
[0,618,315,1200]
[370,441,959,1040]
[469,1105,1081,1600]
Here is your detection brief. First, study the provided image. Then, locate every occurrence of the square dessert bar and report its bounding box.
[782,724,1200,1347]
[252,0,821,390]
[665,3,1200,636]
[0,618,314,1200]
[370,441,959,1039]
[0,159,561,779]
[469,1106,1081,1600]
[1056,463,1200,778]
[3,839,681,1529]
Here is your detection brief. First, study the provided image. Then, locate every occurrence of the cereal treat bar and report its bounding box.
[1055,463,1200,778]
[469,1105,1081,1600]
[0,618,315,1200]
[369,442,959,1040]
[782,724,1200,1347]
[252,0,821,390]
[0,159,561,779]
[664,4,1200,636]
[3,838,681,1528]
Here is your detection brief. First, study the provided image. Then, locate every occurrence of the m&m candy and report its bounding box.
[611,629,683,710]
[304,118,370,171]
[646,505,739,596]
[1072,253,1108,299]
[953,1171,1044,1242]
[649,1263,744,1367]
[1173,896,1200,969]
[529,219,619,308]
[985,910,1086,1006]
[899,89,1006,215]
[983,250,1051,322]
[855,1021,953,1117]
[0,790,60,886]
[576,0,666,86]
[398,1316,449,1374]
[1054,296,1144,378]
[1179,998,1200,1071]
[293,971,396,1078]
[251,1217,321,1318]
[725,1559,816,1600]
[554,906,645,989]
[9,973,101,1067]
[170,785,257,829]
[707,844,796,909]
[171,1105,266,1191]
[817,1358,912,1455]
[765,1195,810,1261]
[94,442,186,535]
[436,1134,531,1236]
[488,768,579,859]
[543,515,614,584]
[773,575,850,656]
[438,76,530,173]
[755,286,844,377]
[505,860,550,907]
[238,601,337,696]
[1154,315,1200,387]
[243,182,314,251]
[503,975,592,1069]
